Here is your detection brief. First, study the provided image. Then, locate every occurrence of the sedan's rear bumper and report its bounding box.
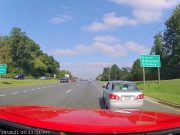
[109,100,144,109]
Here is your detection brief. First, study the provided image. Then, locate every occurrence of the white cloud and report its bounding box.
[61,61,134,79]
[85,0,178,31]
[103,12,137,26]
[109,0,178,10]
[49,14,72,24]
[52,35,150,57]
[110,0,178,23]
[61,61,116,79]
[124,41,150,54]
[53,49,77,56]
[91,42,127,56]
[85,22,108,32]
[85,12,137,32]
[53,44,90,56]
[93,35,119,43]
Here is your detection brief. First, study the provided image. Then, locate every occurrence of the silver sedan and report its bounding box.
[103,81,144,109]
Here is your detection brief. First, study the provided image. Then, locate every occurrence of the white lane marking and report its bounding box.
[31,89,36,91]
[66,89,71,93]
[22,90,28,93]
[12,92,18,95]
[93,83,103,93]
[144,97,180,113]
[37,88,41,90]
[42,87,47,89]
[144,97,160,105]
[0,94,5,96]
[97,86,103,93]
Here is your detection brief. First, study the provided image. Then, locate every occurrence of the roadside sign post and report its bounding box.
[158,67,160,84]
[143,67,145,90]
[140,55,161,89]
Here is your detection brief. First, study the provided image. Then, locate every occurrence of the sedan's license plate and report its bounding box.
[123,96,133,100]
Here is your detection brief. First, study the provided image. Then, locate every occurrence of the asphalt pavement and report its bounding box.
[0,81,179,114]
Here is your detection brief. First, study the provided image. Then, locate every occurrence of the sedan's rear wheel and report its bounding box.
[104,99,108,109]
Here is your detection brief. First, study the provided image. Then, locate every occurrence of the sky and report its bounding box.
[0,0,179,79]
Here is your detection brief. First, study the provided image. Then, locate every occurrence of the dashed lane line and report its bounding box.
[12,92,18,95]
[93,83,103,94]
[22,90,28,93]
[66,89,71,93]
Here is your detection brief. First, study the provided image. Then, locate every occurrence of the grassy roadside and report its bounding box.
[0,79,58,88]
[136,79,180,105]
[99,79,180,105]
[100,81,108,86]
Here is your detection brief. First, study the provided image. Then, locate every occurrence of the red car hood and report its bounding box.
[0,106,179,134]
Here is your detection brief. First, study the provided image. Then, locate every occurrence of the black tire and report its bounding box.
[102,93,105,102]
[103,97,108,109]
[104,100,108,109]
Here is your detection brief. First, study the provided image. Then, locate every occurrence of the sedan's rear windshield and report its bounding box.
[112,83,139,91]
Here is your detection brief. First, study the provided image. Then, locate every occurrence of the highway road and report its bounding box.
[0,81,179,114]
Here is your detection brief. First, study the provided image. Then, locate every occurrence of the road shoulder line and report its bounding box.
[145,96,180,113]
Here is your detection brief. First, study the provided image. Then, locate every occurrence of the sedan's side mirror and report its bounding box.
[102,86,106,88]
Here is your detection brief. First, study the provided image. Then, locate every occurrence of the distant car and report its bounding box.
[60,77,69,83]
[103,81,144,109]
[40,76,51,80]
[40,76,47,80]
[71,79,76,82]
[46,77,51,80]
[14,74,25,79]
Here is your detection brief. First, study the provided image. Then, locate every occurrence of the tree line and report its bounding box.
[98,5,180,81]
[0,27,71,78]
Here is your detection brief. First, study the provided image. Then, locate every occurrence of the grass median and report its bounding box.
[0,79,59,88]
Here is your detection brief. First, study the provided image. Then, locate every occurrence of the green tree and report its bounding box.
[163,5,180,78]
[110,64,120,80]
[96,74,102,80]
[131,59,142,81]
[32,55,47,77]
[57,70,72,78]
[0,36,12,66]
[121,67,132,81]
[42,53,60,75]
[7,27,60,77]
[148,32,165,80]
[9,27,33,74]
[150,32,165,57]
[101,67,110,81]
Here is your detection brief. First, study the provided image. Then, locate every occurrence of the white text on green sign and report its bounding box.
[140,55,161,67]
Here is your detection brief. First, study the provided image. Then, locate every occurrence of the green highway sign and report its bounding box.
[0,64,7,75]
[140,55,161,67]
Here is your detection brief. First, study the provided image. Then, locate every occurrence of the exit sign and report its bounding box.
[140,55,161,67]
[0,64,7,75]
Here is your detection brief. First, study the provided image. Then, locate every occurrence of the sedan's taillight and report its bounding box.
[136,94,144,99]
[109,94,120,100]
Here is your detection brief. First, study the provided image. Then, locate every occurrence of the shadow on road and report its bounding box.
[99,97,106,109]
[1,82,12,85]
